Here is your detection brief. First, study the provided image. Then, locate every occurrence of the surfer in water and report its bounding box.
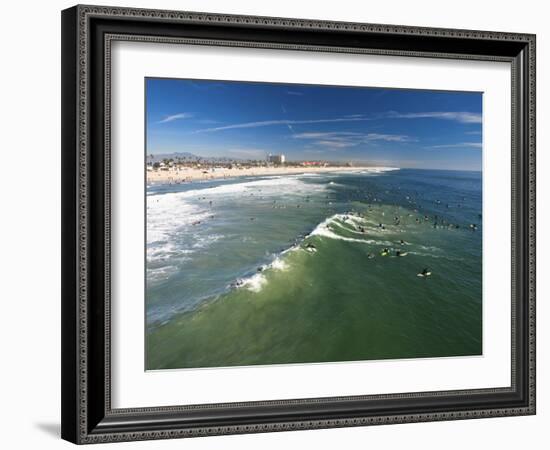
[304,243,317,253]
[417,268,432,278]
[230,279,245,289]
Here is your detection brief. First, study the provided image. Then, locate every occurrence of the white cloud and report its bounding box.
[194,110,480,133]
[364,133,413,142]
[293,131,363,140]
[314,140,356,148]
[431,142,482,149]
[384,111,482,124]
[157,112,193,124]
[194,117,371,133]
[294,131,413,148]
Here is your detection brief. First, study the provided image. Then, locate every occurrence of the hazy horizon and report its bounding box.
[148,151,481,172]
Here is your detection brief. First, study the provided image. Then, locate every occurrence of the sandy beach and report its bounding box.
[147,166,396,185]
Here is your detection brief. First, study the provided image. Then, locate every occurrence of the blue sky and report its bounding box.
[146,78,482,170]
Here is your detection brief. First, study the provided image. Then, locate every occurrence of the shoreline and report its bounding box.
[146,166,398,185]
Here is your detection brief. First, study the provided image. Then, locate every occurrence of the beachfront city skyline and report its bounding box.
[146,78,482,171]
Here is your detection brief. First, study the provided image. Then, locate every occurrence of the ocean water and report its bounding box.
[145,169,482,370]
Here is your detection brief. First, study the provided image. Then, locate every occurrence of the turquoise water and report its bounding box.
[146,169,482,369]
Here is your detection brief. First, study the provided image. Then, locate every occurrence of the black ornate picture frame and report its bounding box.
[61,4,536,444]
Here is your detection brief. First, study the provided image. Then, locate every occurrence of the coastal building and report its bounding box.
[268,154,286,165]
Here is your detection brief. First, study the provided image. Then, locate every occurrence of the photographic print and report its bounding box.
[61,8,536,442]
[145,78,483,370]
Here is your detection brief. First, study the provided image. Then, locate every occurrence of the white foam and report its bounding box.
[366,167,400,173]
[330,167,399,175]
[166,175,327,200]
[330,220,373,236]
[229,251,292,295]
[147,177,314,243]
[296,172,321,177]
[147,195,211,243]
[146,174,329,290]
[270,257,288,271]
[308,214,394,246]
[146,265,179,282]
[408,251,463,261]
[146,191,226,285]
[146,175,328,266]
[192,234,224,249]
[147,242,177,262]
[242,273,267,292]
